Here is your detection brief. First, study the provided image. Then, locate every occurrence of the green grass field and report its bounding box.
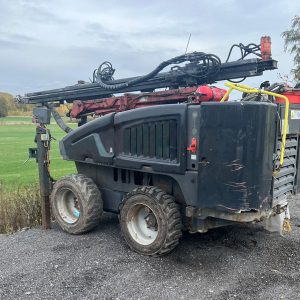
[0,116,76,188]
[0,116,32,124]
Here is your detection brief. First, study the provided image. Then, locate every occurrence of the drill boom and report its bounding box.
[19,58,277,105]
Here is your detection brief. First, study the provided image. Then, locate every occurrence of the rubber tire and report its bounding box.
[119,186,182,256]
[51,174,103,234]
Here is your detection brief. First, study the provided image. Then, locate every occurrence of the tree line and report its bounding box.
[0,92,31,117]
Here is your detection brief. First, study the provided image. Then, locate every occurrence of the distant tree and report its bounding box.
[282,15,300,81]
[0,97,8,117]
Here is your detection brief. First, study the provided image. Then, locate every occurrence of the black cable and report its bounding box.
[93,52,221,91]
[171,54,221,79]
[225,43,261,63]
[92,41,261,90]
[46,104,72,133]
[93,61,115,83]
[228,77,246,83]
[225,42,261,83]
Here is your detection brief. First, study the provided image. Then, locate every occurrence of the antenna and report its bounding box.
[185,33,191,54]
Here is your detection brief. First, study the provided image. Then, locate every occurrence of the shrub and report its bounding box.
[0,98,8,117]
[0,184,42,234]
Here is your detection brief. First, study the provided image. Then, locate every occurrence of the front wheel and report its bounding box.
[119,186,182,256]
[51,174,103,234]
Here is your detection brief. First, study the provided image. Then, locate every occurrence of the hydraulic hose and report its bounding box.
[95,52,221,91]
[47,105,72,133]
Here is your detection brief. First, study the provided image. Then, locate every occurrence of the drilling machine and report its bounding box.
[17,36,300,256]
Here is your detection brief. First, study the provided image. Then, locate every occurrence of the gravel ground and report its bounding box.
[1,198,300,300]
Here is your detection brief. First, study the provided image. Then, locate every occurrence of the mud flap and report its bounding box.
[264,206,291,235]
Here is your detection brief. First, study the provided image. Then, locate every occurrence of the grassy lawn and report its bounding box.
[0,117,76,188]
[0,116,32,124]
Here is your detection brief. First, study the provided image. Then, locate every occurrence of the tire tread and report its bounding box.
[120,186,182,256]
[51,174,103,235]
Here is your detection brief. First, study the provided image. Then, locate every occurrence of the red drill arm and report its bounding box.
[70,85,227,119]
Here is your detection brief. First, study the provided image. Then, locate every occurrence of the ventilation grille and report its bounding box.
[123,120,178,161]
[273,136,297,204]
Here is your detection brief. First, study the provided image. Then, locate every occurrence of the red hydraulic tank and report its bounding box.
[195,85,228,102]
[275,88,300,104]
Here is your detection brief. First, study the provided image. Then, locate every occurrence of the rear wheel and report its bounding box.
[119,186,182,256]
[51,174,103,234]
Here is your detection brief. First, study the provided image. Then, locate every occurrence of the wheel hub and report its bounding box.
[126,204,158,245]
[145,213,157,229]
[56,188,81,224]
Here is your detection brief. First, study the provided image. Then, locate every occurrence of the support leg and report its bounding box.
[36,126,51,229]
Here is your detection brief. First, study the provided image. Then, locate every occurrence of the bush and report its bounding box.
[0,92,32,116]
[0,98,8,117]
[0,184,42,234]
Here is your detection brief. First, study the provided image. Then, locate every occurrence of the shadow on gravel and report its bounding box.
[86,212,300,258]
[90,212,300,272]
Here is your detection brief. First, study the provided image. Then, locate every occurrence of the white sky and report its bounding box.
[0,0,299,97]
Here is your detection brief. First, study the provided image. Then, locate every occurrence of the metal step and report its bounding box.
[273,135,298,201]
[273,192,290,206]
[273,174,295,188]
[277,148,297,158]
[273,183,293,198]
[277,138,298,150]
[281,157,297,168]
[275,165,296,178]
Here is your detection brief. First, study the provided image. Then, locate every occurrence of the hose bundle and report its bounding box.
[93,52,221,91]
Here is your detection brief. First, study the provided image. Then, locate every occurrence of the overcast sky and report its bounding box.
[0,0,299,96]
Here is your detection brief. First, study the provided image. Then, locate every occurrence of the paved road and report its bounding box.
[1,199,300,300]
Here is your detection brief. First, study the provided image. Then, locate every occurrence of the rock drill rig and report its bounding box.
[17,36,300,256]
